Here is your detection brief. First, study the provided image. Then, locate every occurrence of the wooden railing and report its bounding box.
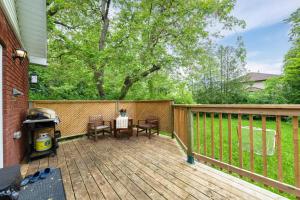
[173,104,300,198]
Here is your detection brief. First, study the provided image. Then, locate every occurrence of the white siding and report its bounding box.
[252,81,265,90]
[0,0,22,44]
[16,0,47,65]
[0,0,47,66]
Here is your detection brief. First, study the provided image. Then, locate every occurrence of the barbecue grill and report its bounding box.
[23,107,61,161]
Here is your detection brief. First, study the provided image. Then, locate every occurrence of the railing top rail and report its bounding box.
[173,104,300,109]
[173,104,300,116]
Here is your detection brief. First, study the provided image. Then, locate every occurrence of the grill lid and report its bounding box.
[27,107,57,120]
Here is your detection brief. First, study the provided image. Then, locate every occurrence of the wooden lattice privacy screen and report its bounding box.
[30,100,173,137]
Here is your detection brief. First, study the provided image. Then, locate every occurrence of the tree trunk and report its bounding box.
[93,0,111,98]
[118,64,161,99]
[94,68,105,97]
[219,48,223,103]
[118,76,134,100]
[99,0,110,50]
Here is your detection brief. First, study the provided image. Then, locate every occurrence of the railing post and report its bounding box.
[187,107,194,164]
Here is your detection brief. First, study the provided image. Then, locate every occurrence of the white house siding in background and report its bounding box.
[0,0,47,66]
[0,0,22,43]
[16,0,47,65]
[251,81,265,91]
[244,72,280,92]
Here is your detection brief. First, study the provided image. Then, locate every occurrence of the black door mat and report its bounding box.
[19,168,66,200]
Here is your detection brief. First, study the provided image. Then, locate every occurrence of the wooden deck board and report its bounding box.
[57,143,76,200]
[107,139,237,200]
[22,135,287,200]
[75,141,135,200]
[123,137,266,199]
[106,141,218,200]
[144,138,281,200]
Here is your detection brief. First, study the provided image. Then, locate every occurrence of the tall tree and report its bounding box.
[108,0,244,99]
[191,37,247,104]
[34,0,244,101]
[218,36,247,102]
[283,8,300,103]
[95,0,111,98]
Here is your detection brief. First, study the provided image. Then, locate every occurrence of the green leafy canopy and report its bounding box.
[31,0,245,102]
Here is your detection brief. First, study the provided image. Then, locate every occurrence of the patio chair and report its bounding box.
[87,115,112,141]
[136,116,159,139]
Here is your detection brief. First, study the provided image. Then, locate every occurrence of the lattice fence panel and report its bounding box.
[31,100,173,137]
[135,101,172,132]
[32,101,117,137]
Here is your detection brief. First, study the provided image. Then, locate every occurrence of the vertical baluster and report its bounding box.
[179,108,186,146]
[175,109,178,137]
[293,116,299,187]
[173,109,176,135]
[174,109,177,134]
[249,114,254,172]
[182,108,185,144]
[184,108,188,146]
[238,114,243,168]
[178,109,182,140]
[211,113,215,159]
[177,109,179,137]
[219,113,223,161]
[203,112,207,155]
[228,113,232,165]
[262,115,267,177]
[276,115,283,182]
[196,112,200,153]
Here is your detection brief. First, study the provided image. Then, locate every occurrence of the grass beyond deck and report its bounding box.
[192,115,297,199]
[21,135,285,200]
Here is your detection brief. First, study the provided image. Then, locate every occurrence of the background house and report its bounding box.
[0,0,47,168]
[244,72,280,92]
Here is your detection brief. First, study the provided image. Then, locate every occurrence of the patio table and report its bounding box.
[113,118,133,138]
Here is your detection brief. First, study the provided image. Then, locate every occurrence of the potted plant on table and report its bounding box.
[119,108,127,117]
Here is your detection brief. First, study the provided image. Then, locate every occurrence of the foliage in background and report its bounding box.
[247,8,300,104]
[31,1,299,105]
[190,37,248,104]
[247,77,287,104]
[282,8,300,103]
[30,0,244,103]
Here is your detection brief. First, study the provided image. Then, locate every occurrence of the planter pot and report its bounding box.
[120,112,127,117]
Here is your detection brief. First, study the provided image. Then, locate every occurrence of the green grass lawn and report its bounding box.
[191,114,298,199]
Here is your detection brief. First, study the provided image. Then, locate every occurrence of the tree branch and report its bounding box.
[54,20,77,29]
[118,64,161,99]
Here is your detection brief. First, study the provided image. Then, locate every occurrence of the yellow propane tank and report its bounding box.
[35,133,52,151]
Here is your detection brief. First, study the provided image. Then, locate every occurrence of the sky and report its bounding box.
[219,0,300,75]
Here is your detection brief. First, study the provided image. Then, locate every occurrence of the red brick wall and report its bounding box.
[0,8,29,167]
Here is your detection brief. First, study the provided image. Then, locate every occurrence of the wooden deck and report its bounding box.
[21,135,286,200]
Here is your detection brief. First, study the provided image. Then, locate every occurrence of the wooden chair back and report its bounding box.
[146,116,159,126]
[89,115,104,126]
